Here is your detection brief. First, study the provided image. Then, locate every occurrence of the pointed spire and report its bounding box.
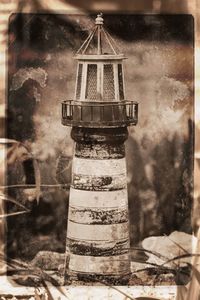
[76,13,121,56]
[95,13,104,25]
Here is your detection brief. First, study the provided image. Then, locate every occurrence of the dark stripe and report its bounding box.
[71,127,128,144]
[69,207,128,224]
[73,273,130,285]
[67,238,129,256]
[75,143,125,159]
[72,174,126,191]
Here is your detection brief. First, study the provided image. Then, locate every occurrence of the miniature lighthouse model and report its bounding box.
[62,14,138,281]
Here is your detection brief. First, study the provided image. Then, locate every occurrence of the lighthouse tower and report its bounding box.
[62,14,138,283]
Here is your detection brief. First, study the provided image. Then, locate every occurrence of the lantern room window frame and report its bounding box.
[74,60,126,102]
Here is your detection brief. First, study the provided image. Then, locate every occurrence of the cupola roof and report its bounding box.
[75,13,123,58]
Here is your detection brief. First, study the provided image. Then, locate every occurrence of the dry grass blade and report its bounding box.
[0,210,29,218]
[1,257,29,273]
[33,159,41,204]
[131,246,169,261]
[29,266,70,296]
[161,253,200,267]
[8,257,29,270]
[40,280,55,300]
[41,279,72,300]
[132,264,176,277]
[47,281,71,298]
[4,256,71,298]
[135,298,161,300]
[0,138,19,144]
[0,193,29,211]
[184,263,200,300]
[188,263,200,284]
[34,289,44,300]
[176,286,188,300]
[184,227,200,300]
[0,255,29,274]
[62,248,68,285]
[8,259,28,269]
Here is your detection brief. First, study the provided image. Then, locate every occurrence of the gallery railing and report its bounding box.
[61,100,138,128]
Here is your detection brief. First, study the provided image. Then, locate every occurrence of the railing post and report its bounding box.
[80,105,83,121]
[91,105,94,121]
[135,103,138,121]
[130,104,133,118]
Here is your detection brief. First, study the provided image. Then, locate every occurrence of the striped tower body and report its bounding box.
[67,127,130,282]
[61,14,138,283]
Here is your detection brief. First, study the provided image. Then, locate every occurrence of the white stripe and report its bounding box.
[67,222,129,241]
[72,157,126,176]
[69,253,130,274]
[69,188,128,208]
[68,205,128,224]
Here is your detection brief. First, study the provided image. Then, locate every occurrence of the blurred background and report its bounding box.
[0,0,198,266]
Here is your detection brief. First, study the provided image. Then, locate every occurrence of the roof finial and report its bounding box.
[95,13,104,25]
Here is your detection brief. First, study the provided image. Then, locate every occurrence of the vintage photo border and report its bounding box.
[0,1,199,299]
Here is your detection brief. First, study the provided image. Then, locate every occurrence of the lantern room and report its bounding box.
[75,56,125,102]
[62,14,138,128]
[74,14,126,102]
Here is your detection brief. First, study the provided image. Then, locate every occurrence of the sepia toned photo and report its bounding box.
[0,1,200,299]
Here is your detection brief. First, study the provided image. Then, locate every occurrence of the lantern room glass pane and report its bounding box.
[86,64,97,100]
[118,64,124,100]
[76,63,83,99]
[103,64,115,100]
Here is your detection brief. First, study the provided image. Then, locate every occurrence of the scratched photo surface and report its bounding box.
[6,14,194,286]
